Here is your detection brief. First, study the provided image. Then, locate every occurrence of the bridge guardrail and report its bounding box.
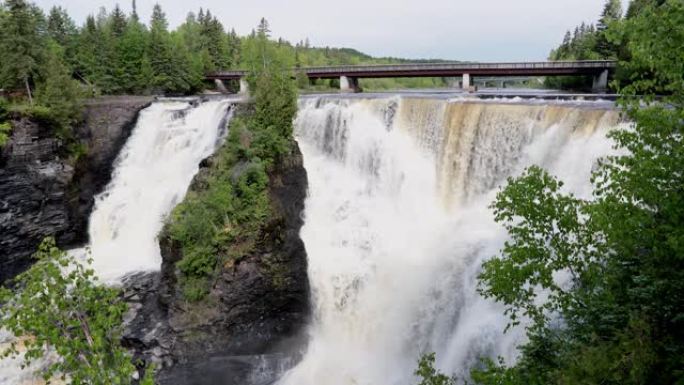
[303,61,616,74]
[208,61,616,78]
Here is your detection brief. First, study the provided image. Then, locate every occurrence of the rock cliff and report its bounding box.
[122,110,310,385]
[0,96,153,282]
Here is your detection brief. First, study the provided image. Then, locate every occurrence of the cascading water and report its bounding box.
[0,98,232,384]
[73,98,233,282]
[0,93,624,385]
[279,96,623,385]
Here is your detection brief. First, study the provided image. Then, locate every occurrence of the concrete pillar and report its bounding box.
[239,78,250,96]
[340,76,350,91]
[592,69,609,93]
[214,79,228,93]
[340,76,360,93]
[462,73,470,89]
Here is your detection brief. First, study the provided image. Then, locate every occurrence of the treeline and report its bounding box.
[0,1,310,152]
[1,0,451,116]
[1,0,241,97]
[546,0,663,90]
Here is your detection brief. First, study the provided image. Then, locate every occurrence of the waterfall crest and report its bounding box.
[280,96,623,385]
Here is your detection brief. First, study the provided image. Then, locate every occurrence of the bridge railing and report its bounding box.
[208,61,616,78]
[303,61,616,74]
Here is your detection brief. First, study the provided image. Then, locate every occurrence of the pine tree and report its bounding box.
[46,6,78,69]
[147,3,195,94]
[0,0,45,104]
[198,7,205,24]
[73,15,103,93]
[228,28,241,66]
[596,0,623,57]
[148,4,173,92]
[36,41,83,130]
[47,6,77,47]
[131,0,139,22]
[110,4,127,37]
[562,30,572,47]
[598,0,623,29]
[257,17,271,38]
[117,14,148,93]
[150,3,168,32]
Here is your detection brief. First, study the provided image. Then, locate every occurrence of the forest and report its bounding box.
[0,0,682,384]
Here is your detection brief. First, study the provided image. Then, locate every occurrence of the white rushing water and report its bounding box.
[0,98,233,384]
[74,98,232,282]
[280,96,623,385]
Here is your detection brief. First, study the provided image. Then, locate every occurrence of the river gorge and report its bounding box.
[0,94,625,385]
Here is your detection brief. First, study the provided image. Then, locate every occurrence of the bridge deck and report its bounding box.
[207,61,616,80]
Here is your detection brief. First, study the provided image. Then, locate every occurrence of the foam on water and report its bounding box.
[279,96,624,385]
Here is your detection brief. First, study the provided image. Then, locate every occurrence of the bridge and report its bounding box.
[207,60,616,93]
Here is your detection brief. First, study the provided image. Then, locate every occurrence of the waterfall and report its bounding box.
[0,98,232,384]
[0,98,233,384]
[279,96,623,385]
[75,98,232,282]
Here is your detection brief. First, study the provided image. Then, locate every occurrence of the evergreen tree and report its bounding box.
[46,6,76,47]
[150,3,168,31]
[117,13,148,93]
[148,3,174,91]
[147,3,197,94]
[596,0,623,57]
[193,10,230,70]
[73,15,103,93]
[0,0,45,104]
[561,30,571,47]
[257,17,271,37]
[110,4,127,37]
[131,0,139,22]
[36,41,83,131]
[227,28,241,66]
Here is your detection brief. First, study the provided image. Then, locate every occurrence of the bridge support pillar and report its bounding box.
[214,79,228,93]
[462,73,471,89]
[239,78,250,95]
[592,69,609,93]
[340,76,360,93]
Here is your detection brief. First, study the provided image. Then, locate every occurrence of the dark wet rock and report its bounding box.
[123,136,310,385]
[0,96,154,282]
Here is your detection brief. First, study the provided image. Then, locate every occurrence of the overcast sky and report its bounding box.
[33,0,630,61]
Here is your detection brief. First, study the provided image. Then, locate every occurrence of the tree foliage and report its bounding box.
[0,0,45,103]
[0,238,153,384]
[472,1,684,384]
[0,121,11,148]
[35,41,84,132]
[415,353,456,385]
[165,19,298,301]
[547,0,625,90]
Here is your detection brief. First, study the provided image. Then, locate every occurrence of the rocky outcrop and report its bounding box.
[0,96,153,282]
[123,135,310,385]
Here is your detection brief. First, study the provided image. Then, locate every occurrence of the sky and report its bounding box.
[33,0,631,61]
